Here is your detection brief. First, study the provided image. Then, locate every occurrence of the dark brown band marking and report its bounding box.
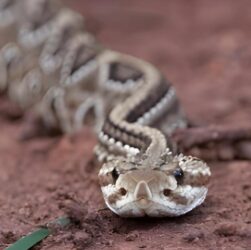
[126,78,170,123]
[71,45,97,74]
[51,28,73,56]
[102,118,151,151]
[109,63,143,83]
[29,1,55,30]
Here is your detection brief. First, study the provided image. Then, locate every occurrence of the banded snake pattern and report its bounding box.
[0,0,211,217]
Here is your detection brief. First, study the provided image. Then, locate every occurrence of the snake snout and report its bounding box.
[134,181,152,201]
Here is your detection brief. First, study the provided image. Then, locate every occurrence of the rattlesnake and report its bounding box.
[0,0,211,217]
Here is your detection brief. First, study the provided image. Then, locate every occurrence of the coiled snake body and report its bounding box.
[0,0,211,217]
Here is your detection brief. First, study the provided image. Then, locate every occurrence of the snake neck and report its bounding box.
[97,52,176,164]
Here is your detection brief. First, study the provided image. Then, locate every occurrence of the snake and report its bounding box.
[0,0,211,217]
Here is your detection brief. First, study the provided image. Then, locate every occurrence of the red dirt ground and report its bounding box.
[0,0,251,249]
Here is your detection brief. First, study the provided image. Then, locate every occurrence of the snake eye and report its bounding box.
[173,167,184,184]
[112,168,119,183]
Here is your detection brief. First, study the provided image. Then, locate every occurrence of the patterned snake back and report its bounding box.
[0,0,211,217]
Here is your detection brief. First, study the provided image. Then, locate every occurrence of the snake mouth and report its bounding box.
[135,198,152,209]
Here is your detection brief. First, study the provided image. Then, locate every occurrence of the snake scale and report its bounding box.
[0,0,211,217]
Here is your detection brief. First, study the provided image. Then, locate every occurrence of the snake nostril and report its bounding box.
[119,188,127,196]
[163,189,171,197]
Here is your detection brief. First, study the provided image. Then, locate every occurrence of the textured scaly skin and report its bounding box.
[0,0,211,217]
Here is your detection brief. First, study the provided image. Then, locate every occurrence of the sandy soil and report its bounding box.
[0,0,251,249]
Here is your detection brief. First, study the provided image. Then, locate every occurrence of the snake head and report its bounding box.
[98,154,211,217]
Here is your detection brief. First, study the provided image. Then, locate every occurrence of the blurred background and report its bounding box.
[65,0,251,127]
[0,1,250,250]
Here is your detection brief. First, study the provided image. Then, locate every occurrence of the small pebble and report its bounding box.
[183,230,204,242]
[125,232,139,241]
[214,222,237,236]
